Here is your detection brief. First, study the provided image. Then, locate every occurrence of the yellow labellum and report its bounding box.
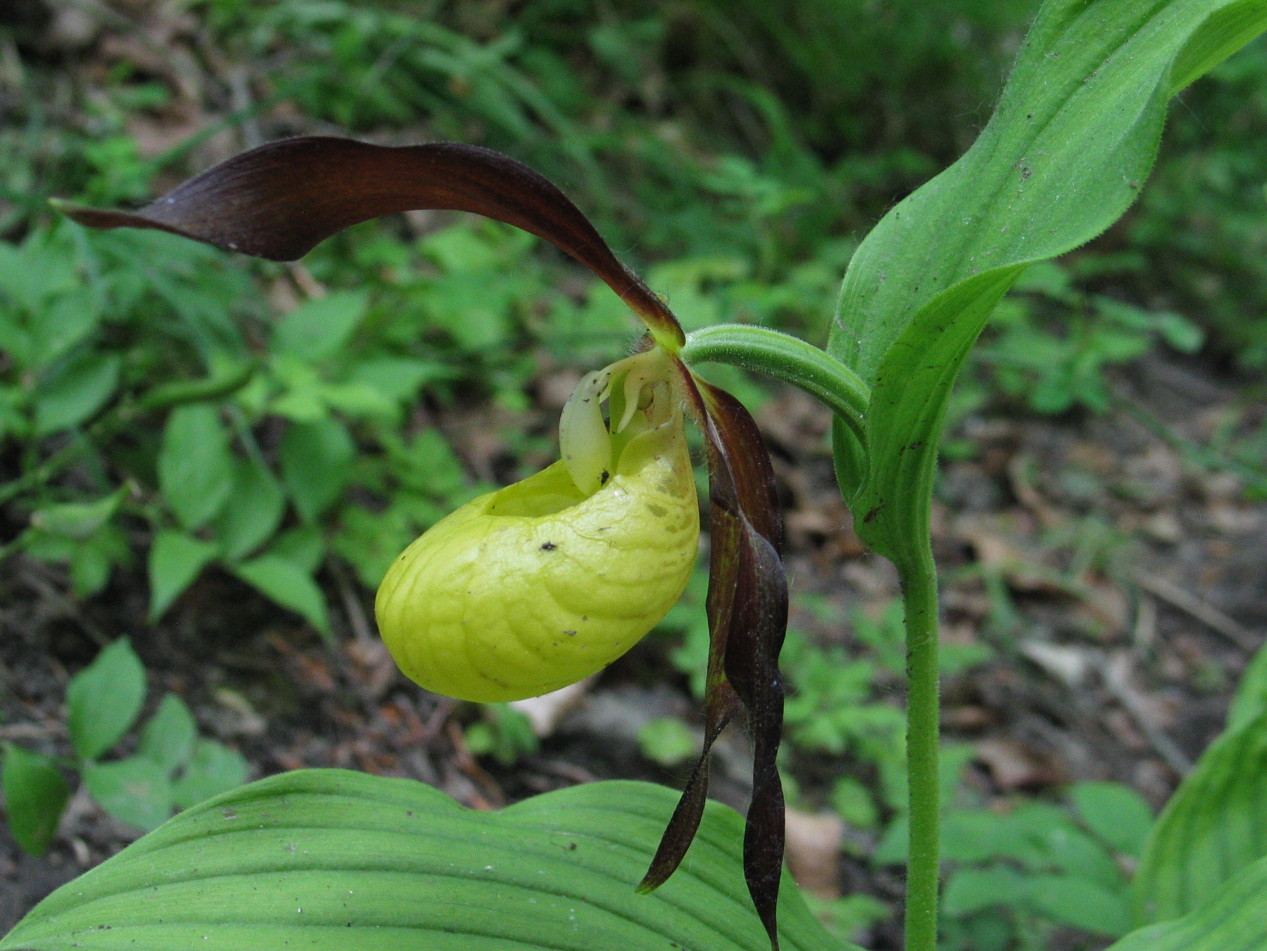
[375,366,698,702]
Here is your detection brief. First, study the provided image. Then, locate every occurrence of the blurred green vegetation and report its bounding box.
[2,2,1265,946]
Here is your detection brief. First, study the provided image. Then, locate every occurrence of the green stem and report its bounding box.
[899,544,941,951]
[679,324,870,449]
[682,321,943,949]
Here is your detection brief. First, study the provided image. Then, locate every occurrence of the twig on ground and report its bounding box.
[1132,569,1258,652]
[1103,652,1193,776]
[331,560,376,644]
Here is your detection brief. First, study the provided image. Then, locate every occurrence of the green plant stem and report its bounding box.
[899,544,941,951]
[680,324,870,448]
[680,321,945,948]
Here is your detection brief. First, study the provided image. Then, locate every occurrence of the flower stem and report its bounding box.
[898,545,941,951]
[680,325,869,448]
[683,321,942,949]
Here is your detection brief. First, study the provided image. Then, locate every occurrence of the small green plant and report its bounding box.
[463,704,540,767]
[0,219,561,636]
[1,639,248,854]
[972,261,1204,415]
[875,781,1153,950]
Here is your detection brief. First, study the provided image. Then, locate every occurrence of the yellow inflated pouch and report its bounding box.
[375,350,699,702]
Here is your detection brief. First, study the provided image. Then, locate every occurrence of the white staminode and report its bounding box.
[558,348,672,496]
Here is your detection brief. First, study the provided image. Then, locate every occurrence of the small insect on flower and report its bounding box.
[375,348,699,702]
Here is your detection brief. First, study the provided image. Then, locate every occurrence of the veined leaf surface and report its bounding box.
[1132,709,1267,924]
[1,770,848,951]
[1107,854,1267,951]
[828,0,1267,563]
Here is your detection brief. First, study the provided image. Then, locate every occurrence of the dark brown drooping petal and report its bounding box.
[57,136,684,347]
[643,364,788,951]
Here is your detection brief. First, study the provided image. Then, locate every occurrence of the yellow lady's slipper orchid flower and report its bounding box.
[58,137,788,949]
[375,350,698,702]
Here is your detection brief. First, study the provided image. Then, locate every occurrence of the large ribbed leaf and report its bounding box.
[1132,709,1267,925]
[828,0,1267,564]
[1108,854,1267,951]
[0,770,848,951]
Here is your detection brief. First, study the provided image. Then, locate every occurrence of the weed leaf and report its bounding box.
[279,418,356,523]
[231,554,331,637]
[158,404,235,531]
[1,745,69,857]
[83,757,173,832]
[66,639,146,762]
[137,694,198,773]
[170,739,249,811]
[148,530,219,621]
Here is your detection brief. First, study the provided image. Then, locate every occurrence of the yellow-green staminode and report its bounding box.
[376,352,699,702]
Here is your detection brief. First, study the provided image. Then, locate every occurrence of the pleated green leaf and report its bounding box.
[827,0,1267,563]
[1107,854,1267,951]
[0,770,850,951]
[1227,640,1267,732]
[1132,709,1267,925]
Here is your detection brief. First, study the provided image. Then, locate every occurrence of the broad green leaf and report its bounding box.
[1107,854,1267,951]
[828,0,1267,562]
[231,554,331,636]
[157,404,235,530]
[1019,872,1131,938]
[267,524,326,574]
[942,866,1025,918]
[137,694,197,772]
[148,530,219,621]
[170,739,249,811]
[1071,781,1154,860]
[1227,639,1267,731]
[33,352,121,436]
[423,269,516,350]
[22,520,130,598]
[1132,708,1267,924]
[83,757,173,832]
[28,486,128,541]
[18,229,80,306]
[31,291,102,368]
[1167,1,1267,92]
[0,771,849,951]
[943,866,1130,938]
[66,639,146,762]
[347,356,449,404]
[1,745,70,857]
[273,290,369,362]
[279,418,356,522]
[212,458,285,560]
[314,379,400,421]
[138,359,259,411]
[637,717,697,767]
[68,526,126,598]
[1034,827,1121,891]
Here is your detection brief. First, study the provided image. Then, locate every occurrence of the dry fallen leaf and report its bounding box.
[783,808,844,899]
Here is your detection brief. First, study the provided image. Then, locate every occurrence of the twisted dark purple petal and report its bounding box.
[57,136,684,346]
[643,364,788,950]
